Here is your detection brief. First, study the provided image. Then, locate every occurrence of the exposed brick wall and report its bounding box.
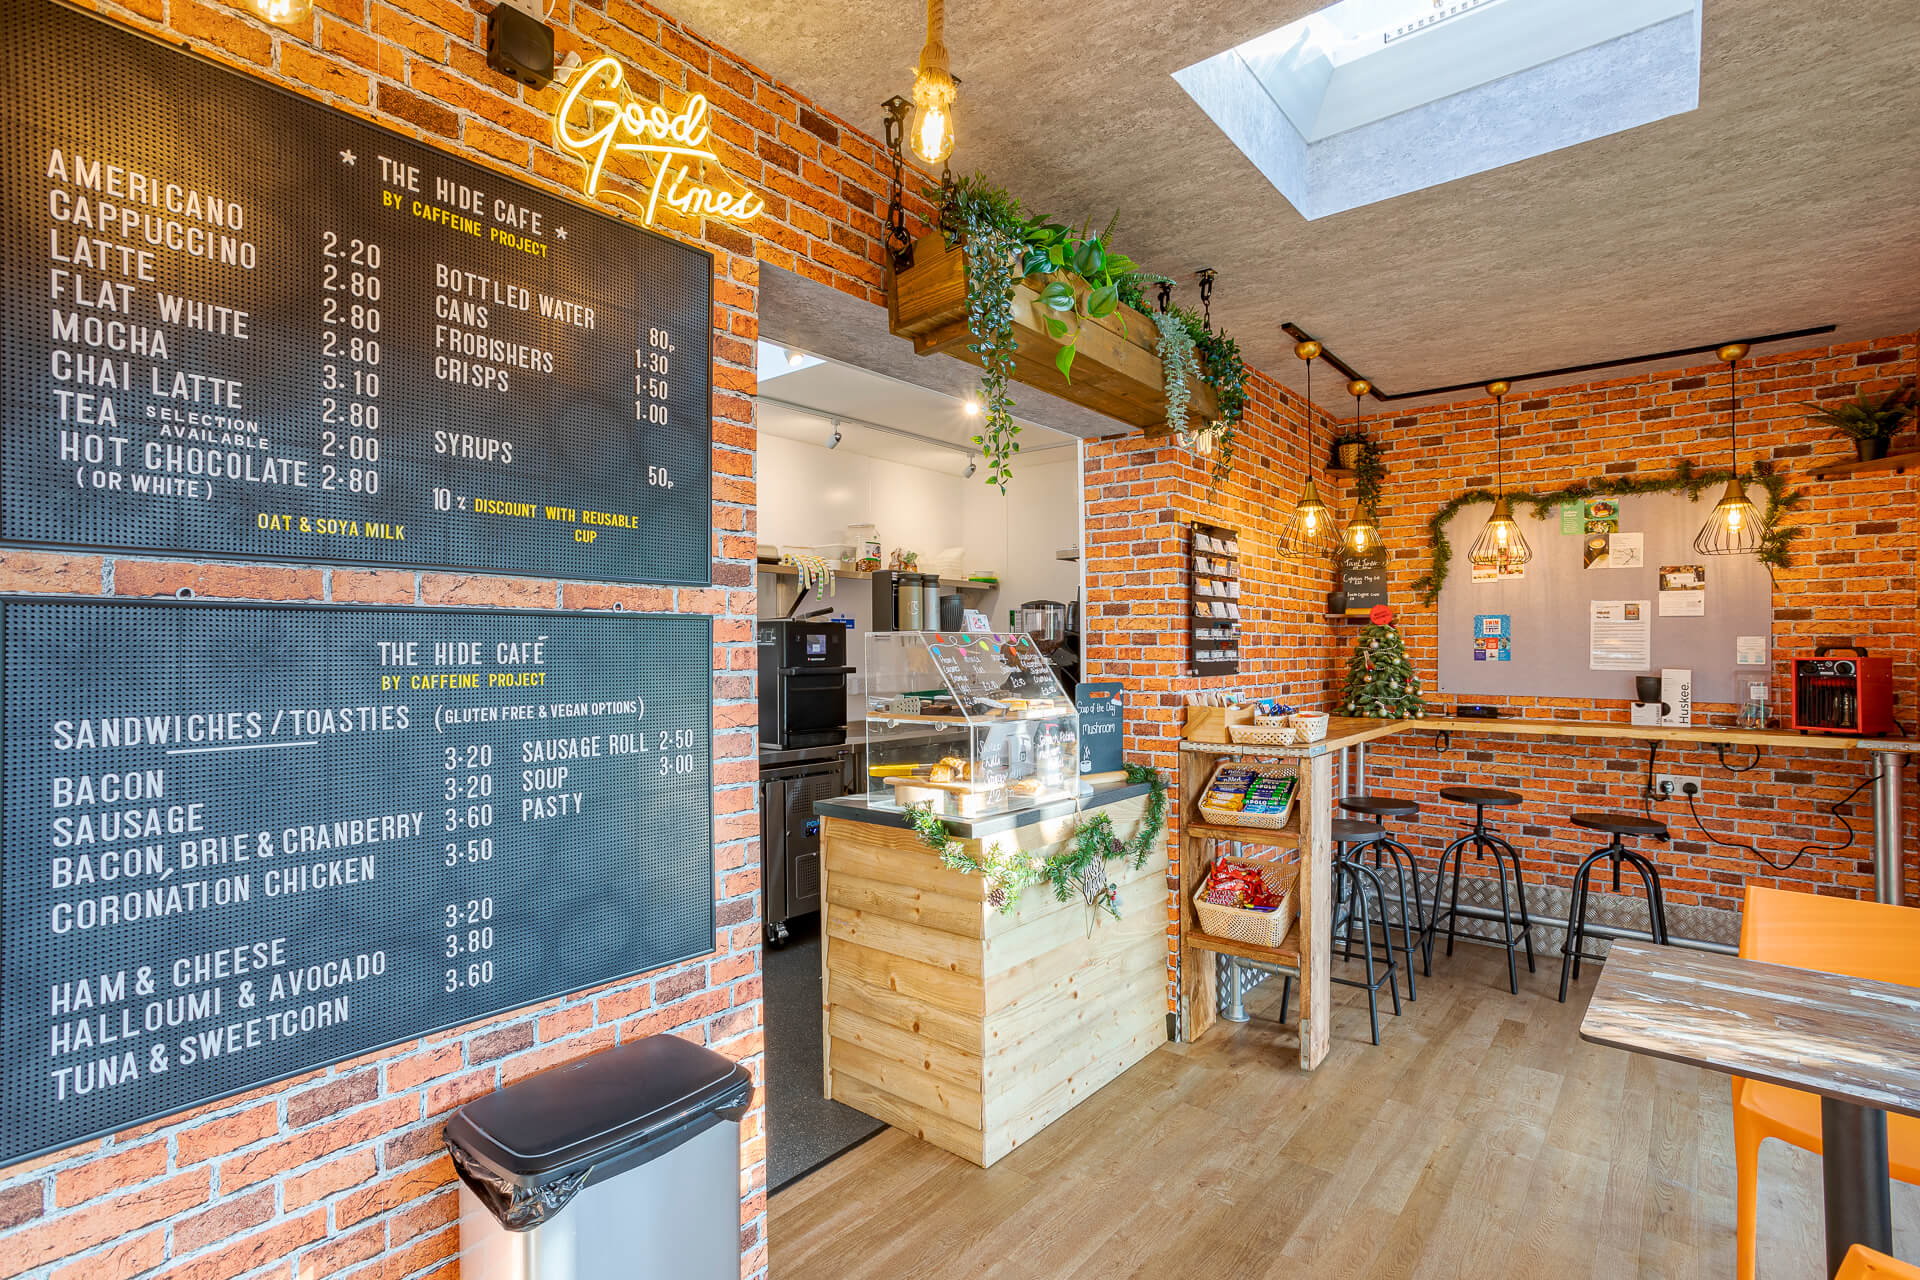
[0,0,934,1275]
[1083,368,1344,1006]
[1332,333,1920,914]
[1084,333,1920,1008]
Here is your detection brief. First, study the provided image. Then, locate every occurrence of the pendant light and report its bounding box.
[1468,380,1532,568]
[908,0,957,164]
[1694,343,1762,556]
[1341,378,1380,555]
[1278,341,1340,559]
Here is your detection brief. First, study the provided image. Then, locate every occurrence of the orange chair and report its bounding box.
[1838,1244,1920,1279]
[1735,886,1920,1280]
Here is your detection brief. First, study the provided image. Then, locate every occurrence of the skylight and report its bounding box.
[1174,0,1701,220]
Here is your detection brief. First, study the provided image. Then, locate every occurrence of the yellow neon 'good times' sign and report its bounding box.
[553,56,765,227]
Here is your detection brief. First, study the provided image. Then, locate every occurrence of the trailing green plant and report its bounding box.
[938,176,1026,492]
[903,762,1168,919]
[1409,460,1803,604]
[1149,308,1198,438]
[1347,437,1385,524]
[1801,383,1914,442]
[929,175,1251,486]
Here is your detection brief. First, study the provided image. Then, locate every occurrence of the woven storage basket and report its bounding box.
[1291,712,1329,743]
[1227,722,1296,746]
[1194,759,1299,829]
[1194,858,1298,947]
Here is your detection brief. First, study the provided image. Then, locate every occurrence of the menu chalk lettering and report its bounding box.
[0,600,713,1164]
[2,0,712,584]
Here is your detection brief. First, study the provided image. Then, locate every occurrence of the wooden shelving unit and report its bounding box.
[1808,449,1920,479]
[755,561,996,594]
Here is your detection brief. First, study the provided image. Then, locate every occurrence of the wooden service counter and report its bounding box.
[1181,715,1913,1071]
[813,780,1168,1167]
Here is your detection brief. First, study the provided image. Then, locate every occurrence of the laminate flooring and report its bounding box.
[769,943,1920,1278]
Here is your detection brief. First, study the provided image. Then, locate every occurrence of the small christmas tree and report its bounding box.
[1338,606,1425,720]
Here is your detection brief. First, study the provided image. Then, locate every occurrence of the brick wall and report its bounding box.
[1084,333,1920,1008]
[1083,367,1344,1005]
[0,0,931,1276]
[1332,332,1920,913]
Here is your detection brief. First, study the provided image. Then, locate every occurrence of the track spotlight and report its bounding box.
[825,420,842,450]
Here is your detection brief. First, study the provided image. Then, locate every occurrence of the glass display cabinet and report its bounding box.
[864,631,1082,819]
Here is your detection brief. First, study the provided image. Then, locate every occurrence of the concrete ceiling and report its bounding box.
[681,0,1920,412]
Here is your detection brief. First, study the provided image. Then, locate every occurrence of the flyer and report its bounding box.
[1590,599,1651,670]
[1658,564,1706,616]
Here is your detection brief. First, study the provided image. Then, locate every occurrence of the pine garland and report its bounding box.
[904,762,1168,919]
[1409,459,1803,605]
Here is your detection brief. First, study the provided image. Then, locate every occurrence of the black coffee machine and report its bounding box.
[756,615,850,750]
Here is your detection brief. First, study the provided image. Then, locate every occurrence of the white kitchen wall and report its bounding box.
[755,433,1085,720]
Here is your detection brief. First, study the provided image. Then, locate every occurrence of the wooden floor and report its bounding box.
[770,943,1919,1278]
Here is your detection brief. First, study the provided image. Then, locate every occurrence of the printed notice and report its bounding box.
[1590,599,1651,671]
[1659,564,1706,616]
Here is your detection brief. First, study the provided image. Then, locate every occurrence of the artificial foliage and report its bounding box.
[1346,437,1386,525]
[905,762,1168,919]
[1337,614,1426,720]
[930,176,1251,486]
[1410,460,1803,604]
[1801,383,1914,442]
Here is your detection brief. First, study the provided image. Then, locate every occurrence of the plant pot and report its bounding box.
[1335,440,1366,471]
[887,232,1218,436]
[1853,437,1892,462]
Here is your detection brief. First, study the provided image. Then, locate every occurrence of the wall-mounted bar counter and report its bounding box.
[1180,716,1913,1068]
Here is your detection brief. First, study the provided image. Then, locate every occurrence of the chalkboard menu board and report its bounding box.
[1075,682,1125,774]
[923,633,1060,706]
[0,599,713,1163]
[1338,546,1389,615]
[1,0,713,584]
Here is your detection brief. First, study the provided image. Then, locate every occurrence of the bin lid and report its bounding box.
[446,1034,753,1181]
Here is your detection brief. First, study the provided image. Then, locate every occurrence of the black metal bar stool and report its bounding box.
[1559,812,1671,1003]
[1279,818,1401,1044]
[1337,794,1424,1000]
[1428,785,1534,995]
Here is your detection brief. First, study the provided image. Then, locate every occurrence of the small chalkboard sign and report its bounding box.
[1339,546,1389,616]
[1075,682,1125,775]
[923,633,1054,706]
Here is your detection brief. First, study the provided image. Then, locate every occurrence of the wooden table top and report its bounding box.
[1579,942,1920,1119]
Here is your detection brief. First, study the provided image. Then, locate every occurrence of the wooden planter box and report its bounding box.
[887,232,1217,437]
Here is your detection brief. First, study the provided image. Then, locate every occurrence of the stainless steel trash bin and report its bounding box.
[447,1034,754,1280]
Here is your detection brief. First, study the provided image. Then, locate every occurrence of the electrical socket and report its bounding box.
[1652,773,1703,800]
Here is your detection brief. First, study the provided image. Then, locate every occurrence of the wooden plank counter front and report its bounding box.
[816,785,1168,1167]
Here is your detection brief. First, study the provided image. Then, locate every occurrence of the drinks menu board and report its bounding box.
[0,600,714,1163]
[1,0,713,584]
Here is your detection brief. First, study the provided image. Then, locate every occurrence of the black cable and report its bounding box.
[1683,775,1873,874]
[1716,742,1760,773]
[1641,741,1660,827]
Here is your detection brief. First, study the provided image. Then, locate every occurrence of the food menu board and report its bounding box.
[0,600,713,1163]
[1,0,713,584]
[923,633,1060,706]
[1338,545,1389,616]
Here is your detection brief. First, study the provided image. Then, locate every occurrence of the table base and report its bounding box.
[1821,1097,1892,1277]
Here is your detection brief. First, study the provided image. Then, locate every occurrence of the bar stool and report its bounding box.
[1429,785,1535,995]
[1559,812,1671,1003]
[1283,818,1401,1045]
[1337,794,1424,1000]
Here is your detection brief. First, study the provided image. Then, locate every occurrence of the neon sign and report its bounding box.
[552,56,765,227]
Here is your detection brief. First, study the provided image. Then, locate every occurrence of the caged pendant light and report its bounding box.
[1468,380,1532,569]
[1694,343,1762,556]
[1277,341,1341,559]
[1341,378,1381,555]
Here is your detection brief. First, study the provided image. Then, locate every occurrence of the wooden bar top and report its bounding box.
[1579,942,1920,1119]
[1180,715,1915,757]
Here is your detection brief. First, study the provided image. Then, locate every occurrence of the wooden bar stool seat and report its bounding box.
[1438,785,1523,808]
[1331,818,1385,846]
[1340,794,1420,819]
[1558,811,1670,1003]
